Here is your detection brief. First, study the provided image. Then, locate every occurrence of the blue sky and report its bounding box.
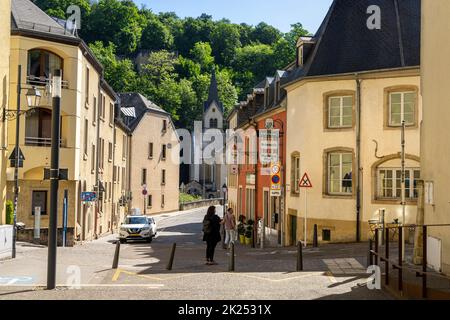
[135,0,334,34]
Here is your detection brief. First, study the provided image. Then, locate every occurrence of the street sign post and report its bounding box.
[270,163,282,197]
[299,173,313,247]
[142,186,148,214]
[34,207,41,240]
[81,192,97,203]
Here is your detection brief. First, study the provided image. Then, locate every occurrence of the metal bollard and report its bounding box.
[368,239,373,267]
[229,242,235,272]
[112,240,121,269]
[297,241,303,271]
[313,225,318,248]
[166,243,177,271]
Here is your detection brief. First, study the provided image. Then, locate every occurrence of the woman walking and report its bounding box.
[224,208,237,248]
[202,206,222,265]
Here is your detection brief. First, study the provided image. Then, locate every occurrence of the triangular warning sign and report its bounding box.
[299,173,313,188]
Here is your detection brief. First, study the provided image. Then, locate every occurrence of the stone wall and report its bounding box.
[17,227,75,247]
[180,198,223,211]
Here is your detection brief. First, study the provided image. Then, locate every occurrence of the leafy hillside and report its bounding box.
[33,0,309,128]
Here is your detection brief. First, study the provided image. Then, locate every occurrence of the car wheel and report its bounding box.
[120,239,126,244]
[147,237,153,243]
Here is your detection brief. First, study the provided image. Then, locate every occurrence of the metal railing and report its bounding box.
[25,136,66,148]
[27,76,69,89]
[369,224,450,298]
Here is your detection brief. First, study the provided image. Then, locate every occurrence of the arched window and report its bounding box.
[27,49,63,83]
[209,118,218,128]
[372,155,421,202]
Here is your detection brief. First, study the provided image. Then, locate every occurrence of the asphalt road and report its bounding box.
[0,206,392,300]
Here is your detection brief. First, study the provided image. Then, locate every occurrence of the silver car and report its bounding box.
[119,215,157,243]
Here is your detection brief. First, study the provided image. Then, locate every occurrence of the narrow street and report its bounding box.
[0,206,392,300]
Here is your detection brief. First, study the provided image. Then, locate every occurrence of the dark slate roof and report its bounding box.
[11,0,77,39]
[117,93,169,133]
[284,0,421,85]
[204,68,224,113]
[10,0,103,73]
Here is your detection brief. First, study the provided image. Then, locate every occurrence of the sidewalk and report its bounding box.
[0,206,392,300]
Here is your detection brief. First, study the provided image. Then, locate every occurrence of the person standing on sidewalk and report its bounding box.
[202,206,222,265]
[224,208,237,248]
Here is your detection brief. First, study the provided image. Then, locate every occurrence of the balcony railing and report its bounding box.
[26,75,69,89]
[25,136,66,148]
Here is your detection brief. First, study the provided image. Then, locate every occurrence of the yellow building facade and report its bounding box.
[421,0,450,274]
[119,93,180,215]
[6,0,129,244]
[283,0,422,244]
[0,0,11,224]
[285,71,421,244]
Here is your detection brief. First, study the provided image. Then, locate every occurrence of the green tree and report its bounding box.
[284,23,310,48]
[140,16,174,51]
[85,0,144,55]
[89,41,137,92]
[233,44,275,81]
[252,22,282,45]
[32,0,91,19]
[238,23,255,47]
[140,50,179,85]
[215,68,238,115]
[210,22,242,65]
[272,38,296,69]
[175,16,214,56]
[189,42,215,72]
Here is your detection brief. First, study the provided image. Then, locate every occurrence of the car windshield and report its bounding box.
[125,217,147,225]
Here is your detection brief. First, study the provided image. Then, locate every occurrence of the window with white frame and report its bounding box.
[389,91,416,126]
[328,96,353,128]
[378,168,420,200]
[328,152,353,195]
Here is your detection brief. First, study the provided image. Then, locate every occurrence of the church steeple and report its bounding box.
[204,68,223,112]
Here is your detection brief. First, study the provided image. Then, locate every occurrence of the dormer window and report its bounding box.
[297,45,304,67]
[265,86,269,107]
[275,80,280,102]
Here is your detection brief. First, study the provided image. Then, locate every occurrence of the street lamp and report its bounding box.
[3,65,42,259]
[26,87,42,108]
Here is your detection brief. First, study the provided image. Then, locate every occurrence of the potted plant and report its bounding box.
[238,223,246,244]
[245,219,255,245]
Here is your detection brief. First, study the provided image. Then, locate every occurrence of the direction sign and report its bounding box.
[81,192,97,202]
[299,173,313,188]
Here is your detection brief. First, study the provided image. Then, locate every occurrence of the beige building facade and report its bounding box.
[421,0,450,274]
[118,93,180,215]
[0,0,11,224]
[226,108,239,215]
[285,72,421,244]
[282,0,421,244]
[6,0,129,244]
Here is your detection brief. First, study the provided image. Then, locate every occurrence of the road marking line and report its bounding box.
[326,271,338,284]
[112,268,195,282]
[231,272,325,283]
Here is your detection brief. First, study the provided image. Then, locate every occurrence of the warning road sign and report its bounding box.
[299,173,313,188]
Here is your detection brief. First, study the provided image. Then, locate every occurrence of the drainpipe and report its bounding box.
[249,118,258,249]
[355,75,362,242]
[94,82,101,239]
